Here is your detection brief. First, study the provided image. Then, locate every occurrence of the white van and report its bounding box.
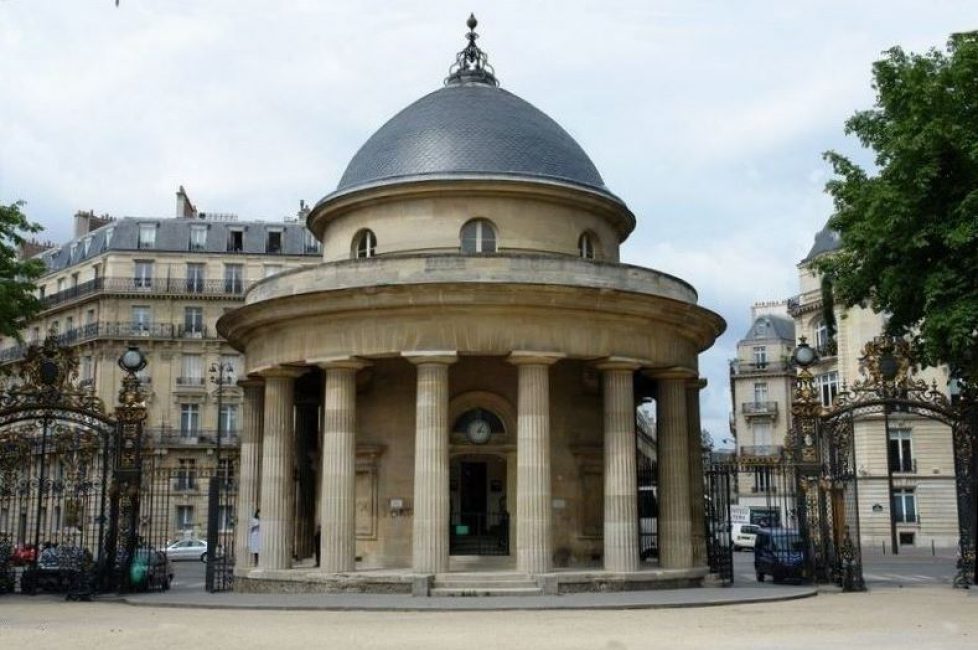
[732,523,761,551]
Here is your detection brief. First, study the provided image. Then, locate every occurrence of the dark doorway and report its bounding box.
[460,462,487,529]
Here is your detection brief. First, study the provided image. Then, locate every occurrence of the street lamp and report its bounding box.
[205,359,234,592]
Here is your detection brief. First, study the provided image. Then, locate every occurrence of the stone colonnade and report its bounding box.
[237,355,703,576]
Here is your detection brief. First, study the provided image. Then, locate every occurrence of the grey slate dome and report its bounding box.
[333,17,615,201]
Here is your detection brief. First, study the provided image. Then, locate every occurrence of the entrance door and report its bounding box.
[460,462,487,530]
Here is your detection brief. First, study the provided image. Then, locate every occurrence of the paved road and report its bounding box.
[1,587,975,649]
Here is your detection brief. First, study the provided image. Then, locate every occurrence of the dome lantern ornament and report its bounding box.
[445,13,499,87]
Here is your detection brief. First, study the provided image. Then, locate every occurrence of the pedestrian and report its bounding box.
[248,510,260,565]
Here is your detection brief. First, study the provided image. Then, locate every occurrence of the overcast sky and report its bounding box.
[2,1,975,443]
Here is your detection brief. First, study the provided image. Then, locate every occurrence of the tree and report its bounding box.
[0,201,45,341]
[818,31,978,384]
[701,428,714,452]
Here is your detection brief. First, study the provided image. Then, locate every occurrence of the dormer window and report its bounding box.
[138,224,156,249]
[190,225,207,251]
[353,229,377,259]
[461,219,496,254]
[755,320,768,338]
[578,232,596,259]
[228,228,244,252]
[266,228,283,254]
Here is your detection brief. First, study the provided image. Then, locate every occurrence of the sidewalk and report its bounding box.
[122,583,816,611]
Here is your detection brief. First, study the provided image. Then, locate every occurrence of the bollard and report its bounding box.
[931,540,935,556]
[882,541,886,555]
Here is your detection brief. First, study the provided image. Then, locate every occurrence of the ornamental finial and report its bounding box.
[445,14,499,87]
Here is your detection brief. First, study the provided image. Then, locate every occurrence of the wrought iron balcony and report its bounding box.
[38,275,254,311]
[175,376,206,387]
[148,428,242,448]
[741,401,779,418]
[730,360,791,375]
[739,444,784,458]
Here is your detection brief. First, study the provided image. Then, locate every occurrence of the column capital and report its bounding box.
[402,351,458,366]
[308,355,371,372]
[237,376,265,390]
[642,365,698,381]
[593,356,647,372]
[507,351,565,366]
[252,365,308,380]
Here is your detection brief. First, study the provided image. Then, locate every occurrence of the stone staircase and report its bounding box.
[430,571,543,597]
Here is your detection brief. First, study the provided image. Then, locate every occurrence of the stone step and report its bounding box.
[434,579,538,590]
[429,586,544,597]
[435,572,530,583]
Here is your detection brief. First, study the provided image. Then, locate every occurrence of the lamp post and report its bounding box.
[205,359,234,592]
[878,350,900,556]
[116,345,147,593]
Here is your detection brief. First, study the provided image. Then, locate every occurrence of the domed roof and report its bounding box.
[331,16,615,201]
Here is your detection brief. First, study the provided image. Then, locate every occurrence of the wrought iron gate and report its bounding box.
[0,340,147,597]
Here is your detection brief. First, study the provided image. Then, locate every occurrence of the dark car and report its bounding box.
[754,528,809,583]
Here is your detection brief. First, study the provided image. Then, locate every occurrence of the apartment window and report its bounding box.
[189,225,207,251]
[352,229,376,259]
[57,278,66,293]
[186,263,205,293]
[266,228,283,254]
[578,232,596,259]
[888,429,914,473]
[224,264,243,294]
[176,505,195,530]
[752,421,773,446]
[263,265,283,279]
[71,272,79,289]
[753,467,773,493]
[69,242,78,260]
[104,227,114,248]
[183,307,204,337]
[85,309,96,325]
[892,489,917,523]
[181,354,203,385]
[80,355,94,384]
[131,306,151,334]
[134,260,154,289]
[138,224,157,249]
[460,219,496,253]
[227,228,244,253]
[179,405,200,438]
[814,319,830,351]
[753,382,768,403]
[38,285,45,299]
[31,326,40,343]
[218,404,239,436]
[752,346,767,367]
[216,504,233,531]
[816,371,840,407]
[217,458,235,486]
[304,230,320,253]
[177,459,197,490]
[92,263,101,280]
[754,320,768,338]
[82,236,92,256]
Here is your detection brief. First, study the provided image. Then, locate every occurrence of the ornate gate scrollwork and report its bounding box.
[0,338,148,597]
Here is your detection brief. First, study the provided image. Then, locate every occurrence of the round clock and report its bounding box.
[466,418,492,445]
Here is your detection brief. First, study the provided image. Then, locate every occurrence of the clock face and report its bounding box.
[466,418,492,444]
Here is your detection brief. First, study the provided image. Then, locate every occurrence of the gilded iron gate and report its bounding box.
[0,340,147,598]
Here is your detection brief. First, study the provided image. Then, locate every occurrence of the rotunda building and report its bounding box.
[219,19,725,594]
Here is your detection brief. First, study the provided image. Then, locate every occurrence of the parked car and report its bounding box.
[128,548,174,591]
[165,538,209,561]
[732,523,760,551]
[20,545,94,594]
[754,528,808,583]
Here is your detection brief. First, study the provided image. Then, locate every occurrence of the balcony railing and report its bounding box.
[175,376,206,387]
[739,444,784,458]
[148,428,242,448]
[730,360,791,375]
[742,401,779,417]
[38,276,255,310]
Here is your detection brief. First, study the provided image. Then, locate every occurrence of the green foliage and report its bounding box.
[817,31,978,382]
[0,201,45,341]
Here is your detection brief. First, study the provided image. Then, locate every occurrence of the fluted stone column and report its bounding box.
[687,378,708,567]
[317,357,369,573]
[405,352,457,574]
[509,351,563,575]
[234,378,264,571]
[257,367,303,571]
[656,372,694,569]
[598,359,641,573]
